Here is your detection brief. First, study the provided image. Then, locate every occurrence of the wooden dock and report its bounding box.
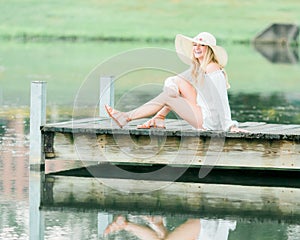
[39,117,300,218]
[30,79,300,239]
[41,117,300,171]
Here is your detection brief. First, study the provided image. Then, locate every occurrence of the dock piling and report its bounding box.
[99,76,114,117]
[29,81,47,168]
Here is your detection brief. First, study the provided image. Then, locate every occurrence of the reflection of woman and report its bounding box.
[104,215,236,240]
[105,32,247,133]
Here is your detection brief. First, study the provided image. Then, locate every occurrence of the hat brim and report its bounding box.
[175,34,228,67]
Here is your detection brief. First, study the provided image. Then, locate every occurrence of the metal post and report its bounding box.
[99,76,114,117]
[30,81,47,166]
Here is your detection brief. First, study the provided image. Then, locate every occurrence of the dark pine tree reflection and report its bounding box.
[229,92,300,124]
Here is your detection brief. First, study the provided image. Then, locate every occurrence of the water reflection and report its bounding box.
[0,112,29,239]
[103,215,236,240]
[229,92,300,124]
[253,43,299,64]
[0,113,28,202]
[28,209,300,240]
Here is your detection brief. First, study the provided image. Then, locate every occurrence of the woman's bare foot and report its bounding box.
[137,116,166,129]
[105,105,130,128]
[104,216,127,236]
[142,216,168,239]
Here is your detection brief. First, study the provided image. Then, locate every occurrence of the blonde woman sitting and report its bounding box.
[105,32,248,133]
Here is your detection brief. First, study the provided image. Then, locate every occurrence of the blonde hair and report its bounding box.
[191,46,230,88]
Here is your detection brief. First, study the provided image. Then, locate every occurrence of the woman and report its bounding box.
[105,32,247,132]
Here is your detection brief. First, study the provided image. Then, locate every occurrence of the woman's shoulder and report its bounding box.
[206,62,221,74]
[204,63,230,88]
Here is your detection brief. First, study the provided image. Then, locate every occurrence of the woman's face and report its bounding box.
[193,43,207,60]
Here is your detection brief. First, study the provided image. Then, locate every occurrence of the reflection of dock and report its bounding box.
[42,173,300,223]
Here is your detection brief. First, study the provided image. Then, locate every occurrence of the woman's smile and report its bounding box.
[193,44,207,59]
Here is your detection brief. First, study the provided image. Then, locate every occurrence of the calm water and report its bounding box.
[1,41,300,239]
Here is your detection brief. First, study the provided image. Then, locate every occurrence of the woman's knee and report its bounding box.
[163,77,179,97]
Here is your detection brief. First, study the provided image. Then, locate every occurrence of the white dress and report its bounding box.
[195,70,238,131]
[198,219,237,240]
[164,69,238,131]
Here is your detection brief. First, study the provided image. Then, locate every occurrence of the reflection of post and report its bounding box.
[30,81,47,167]
[98,212,113,237]
[29,171,45,240]
[99,76,114,117]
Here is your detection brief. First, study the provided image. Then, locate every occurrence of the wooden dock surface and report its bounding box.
[41,118,300,171]
[43,117,300,140]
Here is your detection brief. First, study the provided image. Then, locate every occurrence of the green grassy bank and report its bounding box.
[1,40,299,105]
[1,0,300,124]
[0,0,299,43]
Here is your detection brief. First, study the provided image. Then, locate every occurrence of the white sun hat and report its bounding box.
[175,32,228,67]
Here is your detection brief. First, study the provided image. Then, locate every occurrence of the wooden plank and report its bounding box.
[42,174,300,222]
[238,122,267,127]
[45,118,99,127]
[41,118,300,170]
[47,132,300,170]
[247,123,300,134]
[277,126,300,135]
[42,118,300,141]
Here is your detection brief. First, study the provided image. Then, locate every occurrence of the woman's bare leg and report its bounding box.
[128,77,203,129]
[104,216,162,240]
[105,77,203,129]
[126,91,203,129]
[155,106,171,119]
[165,219,201,240]
[137,106,170,128]
[124,222,162,240]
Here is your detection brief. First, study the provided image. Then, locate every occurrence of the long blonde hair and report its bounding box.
[191,46,230,88]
